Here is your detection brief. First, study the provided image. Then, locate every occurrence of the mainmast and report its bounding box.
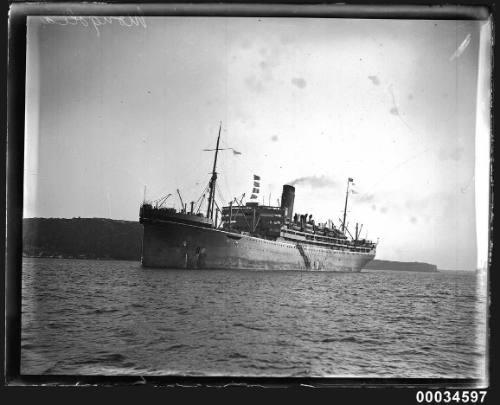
[342,177,353,234]
[206,122,222,220]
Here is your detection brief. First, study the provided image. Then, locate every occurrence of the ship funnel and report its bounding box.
[281,185,295,221]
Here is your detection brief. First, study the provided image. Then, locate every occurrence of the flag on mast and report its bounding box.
[250,174,261,199]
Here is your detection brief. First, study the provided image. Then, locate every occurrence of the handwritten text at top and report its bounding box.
[41,16,147,36]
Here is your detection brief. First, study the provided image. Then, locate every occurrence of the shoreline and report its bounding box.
[21,255,452,273]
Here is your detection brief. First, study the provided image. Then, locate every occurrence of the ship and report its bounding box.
[139,124,377,271]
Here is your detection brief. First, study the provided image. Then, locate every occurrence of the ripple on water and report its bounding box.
[21,258,486,378]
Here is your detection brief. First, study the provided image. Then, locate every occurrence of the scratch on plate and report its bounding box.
[450,34,472,61]
[388,85,413,132]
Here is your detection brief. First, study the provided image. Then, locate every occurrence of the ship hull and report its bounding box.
[141,219,375,272]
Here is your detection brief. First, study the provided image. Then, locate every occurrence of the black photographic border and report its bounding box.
[3,0,495,396]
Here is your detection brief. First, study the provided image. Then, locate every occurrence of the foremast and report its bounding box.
[206,122,222,221]
[342,177,354,234]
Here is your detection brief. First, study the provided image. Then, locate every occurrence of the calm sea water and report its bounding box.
[21,258,487,378]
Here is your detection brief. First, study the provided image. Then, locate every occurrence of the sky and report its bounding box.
[24,16,491,270]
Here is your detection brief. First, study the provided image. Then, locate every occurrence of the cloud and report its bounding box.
[271,134,278,142]
[258,46,282,74]
[245,76,265,93]
[287,175,338,188]
[244,45,285,92]
[438,146,464,161]
[356,193,376,203]
[280,34,294,45]
[368,75,380,85]
[291,77,307,89]
[357,190,437,219]
[240,38,252,50]
[259,61,269,70]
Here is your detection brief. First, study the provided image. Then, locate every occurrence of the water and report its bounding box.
[21,258,487,378]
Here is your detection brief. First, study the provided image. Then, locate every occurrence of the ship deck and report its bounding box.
[144,217,375,256]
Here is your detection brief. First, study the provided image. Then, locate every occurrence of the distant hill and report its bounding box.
[364,259,438,273]
[22,218,437,272]
[23,217,142,260]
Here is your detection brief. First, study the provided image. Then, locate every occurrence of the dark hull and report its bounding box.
[141,219,375,272]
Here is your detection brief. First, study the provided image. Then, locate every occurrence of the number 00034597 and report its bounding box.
[416,391,487,403]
